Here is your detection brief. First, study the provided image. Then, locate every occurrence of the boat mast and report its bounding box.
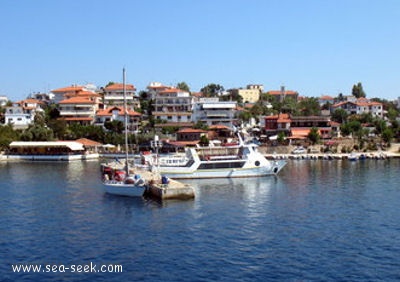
[123,68,129,175]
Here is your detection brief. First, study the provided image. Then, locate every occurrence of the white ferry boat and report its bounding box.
[141,137,286,179]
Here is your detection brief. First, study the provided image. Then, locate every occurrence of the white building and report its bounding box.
[146,82,173,100]
[103,83,139,108]
[192,98,237,127]
[332,97,383,118]
[153,88,193,124]
[4,99,45,129]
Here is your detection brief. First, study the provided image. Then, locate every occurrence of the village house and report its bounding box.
[58,96,99,125]
[51,84,97,104]
[332,97,383,118]
[95,106,142,132]
[4,98,45,129]
[102,83,140,109]
[146,82,174,100]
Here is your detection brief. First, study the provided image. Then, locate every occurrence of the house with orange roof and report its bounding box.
[318,95,334,106]
[266,86,299,102]
[102,83,139,108]
[146,82,174,100]
[290,115,332,139]
[332,97,383,118]
[95,106,142,132]
[4,99,45,129]
[58,96,99,125]
[176,128,208,142]
[51,85,91,104]
[264,113,291,136]
[152,88,193,126]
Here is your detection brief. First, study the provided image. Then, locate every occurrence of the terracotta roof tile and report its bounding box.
[59,97,96,104]
[104,83,136,91]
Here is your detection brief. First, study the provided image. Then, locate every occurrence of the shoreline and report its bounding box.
[1,151,400,162]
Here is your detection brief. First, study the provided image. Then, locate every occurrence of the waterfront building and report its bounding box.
[332,97,383,118]
[95,106,142,132]
[152,87,193,127]
[102,83,140,109]
[192,98,238,128]
[290,115,332,139]
[176,128,208,142]
[58,96,99,125]
[264,113,291,137]
[4,99,45,129]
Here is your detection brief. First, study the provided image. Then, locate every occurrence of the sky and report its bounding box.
[1,0,400,101]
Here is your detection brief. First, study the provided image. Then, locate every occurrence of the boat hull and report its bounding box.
[156,160,287,179]
[103,181,146,197]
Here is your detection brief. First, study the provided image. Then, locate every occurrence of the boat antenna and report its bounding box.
[123,68,129,175]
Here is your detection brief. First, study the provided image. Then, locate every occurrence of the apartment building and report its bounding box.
[152,88,193,125]
[192,98,237,128]
[103,83,140,108]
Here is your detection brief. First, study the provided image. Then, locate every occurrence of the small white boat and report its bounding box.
[348,152,358,161]
[101,69,148,197]
[102,167,147,197]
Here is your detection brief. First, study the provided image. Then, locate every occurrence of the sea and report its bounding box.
[1,158,400,282]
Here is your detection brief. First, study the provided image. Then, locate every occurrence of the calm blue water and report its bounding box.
[1,159,400,281]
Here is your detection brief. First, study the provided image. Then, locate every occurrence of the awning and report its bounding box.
[9,141,84,151]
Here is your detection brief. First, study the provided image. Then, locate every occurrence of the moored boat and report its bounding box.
[101,68,148,197]
[142,134,287,179]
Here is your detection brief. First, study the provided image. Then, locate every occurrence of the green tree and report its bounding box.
[382,128,394,143]
[307,127,320,144]
[200,83,224,97]
[193,121,209,130]
[0,124,19,150]
[47,119,67,140]
[331,108,348,124]
[199,135,209,146]
[341,120,361,136]
[352,82,366,98]
[104,120,124,134]
[277,132,286,144]
[20,124,54,141]
[298,97,321,116]
[176,82,190,92]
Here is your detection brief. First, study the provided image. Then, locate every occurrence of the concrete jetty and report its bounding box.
[146,178,195,200]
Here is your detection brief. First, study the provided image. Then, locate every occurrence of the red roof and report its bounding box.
[320,95,334,100]
[59,97,96,104]
[96,106,141,117]
[209,125,230,130]
[61,117,94,121]
[52,86,85,93]
[105,83,136,91]
[177,128,207,133]
[75,138,102,146]
[267,90,298,95]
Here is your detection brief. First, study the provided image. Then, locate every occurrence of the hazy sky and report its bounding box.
[1,0,399,101]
